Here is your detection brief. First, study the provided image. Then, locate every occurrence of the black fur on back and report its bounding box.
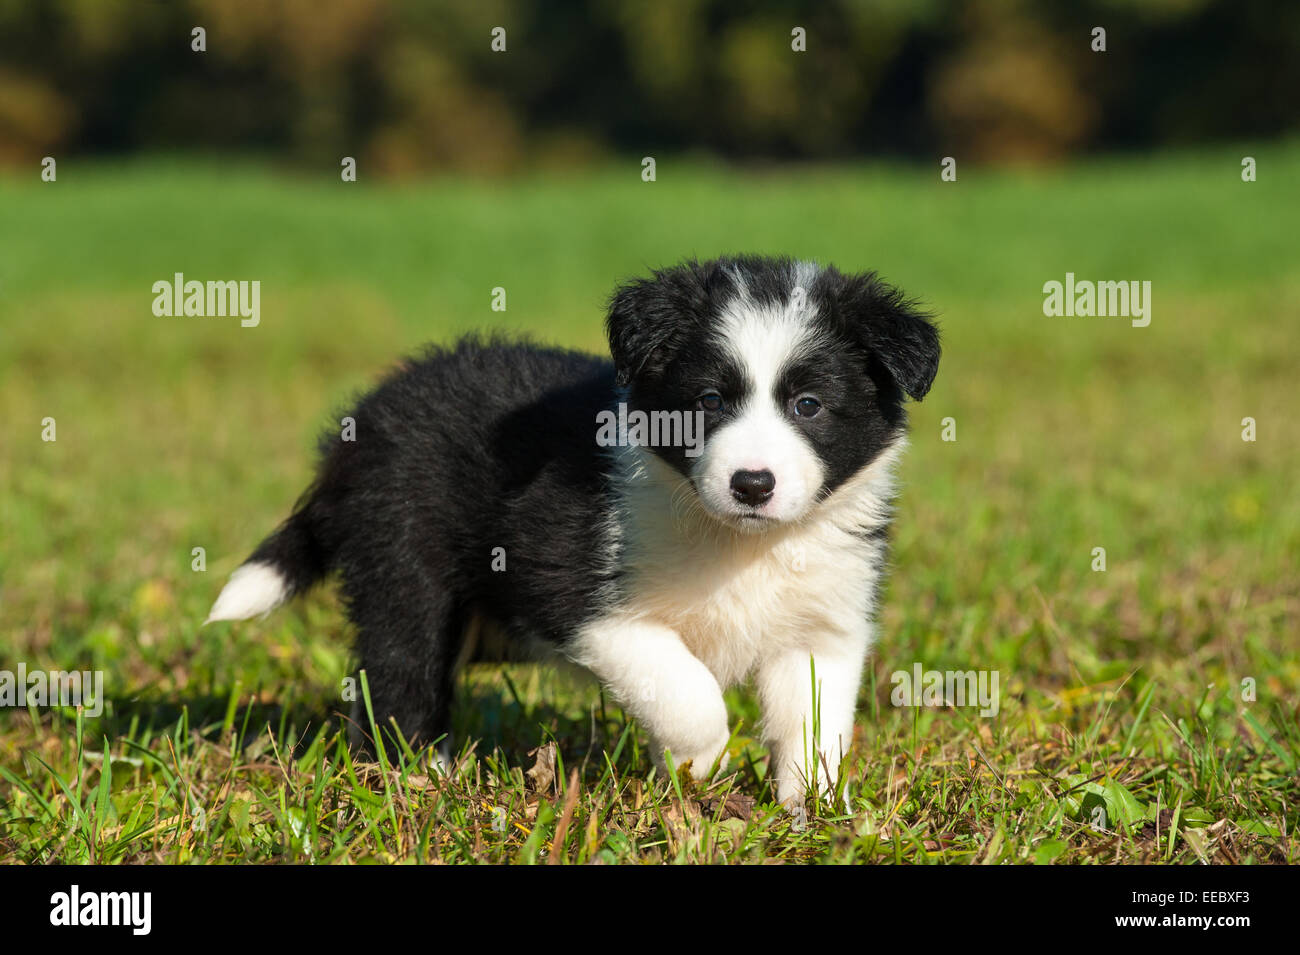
[270,335,619,752]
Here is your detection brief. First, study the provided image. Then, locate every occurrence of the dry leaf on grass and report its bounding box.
[525,742,557,795]
[701,792,756,821]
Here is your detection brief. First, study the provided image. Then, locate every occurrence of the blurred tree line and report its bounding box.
[1,0,1296,173]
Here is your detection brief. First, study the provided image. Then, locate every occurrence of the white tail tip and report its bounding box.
[205,561,289,624]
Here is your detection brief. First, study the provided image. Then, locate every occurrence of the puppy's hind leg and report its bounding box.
[343,580,464,771]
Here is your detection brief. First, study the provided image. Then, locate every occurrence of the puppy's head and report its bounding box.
[607,256,939,531]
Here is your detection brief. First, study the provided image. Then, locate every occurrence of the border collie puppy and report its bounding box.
[207,255,940,808]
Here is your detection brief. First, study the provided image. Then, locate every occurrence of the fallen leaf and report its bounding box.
[525,742,557,795]
[701,792,755,821]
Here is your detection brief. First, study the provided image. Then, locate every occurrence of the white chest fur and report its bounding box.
[606,441,902,687]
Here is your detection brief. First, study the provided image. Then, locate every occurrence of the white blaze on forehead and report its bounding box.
[714,266,821,400]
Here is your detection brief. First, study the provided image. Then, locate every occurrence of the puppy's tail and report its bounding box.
[205,499,330,625]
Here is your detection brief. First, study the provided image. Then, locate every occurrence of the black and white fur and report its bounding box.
[207,255,940,807]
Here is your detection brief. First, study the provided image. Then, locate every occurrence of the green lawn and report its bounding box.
[1,144,1297,863]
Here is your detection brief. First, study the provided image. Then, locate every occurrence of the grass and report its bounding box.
[1,143,1297,863]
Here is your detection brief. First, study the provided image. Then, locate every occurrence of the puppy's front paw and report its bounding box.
[661,729,730,784]
[665,755,727,788]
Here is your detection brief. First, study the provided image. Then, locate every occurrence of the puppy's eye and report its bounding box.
[794,396,822,418]
[697,393,725,413]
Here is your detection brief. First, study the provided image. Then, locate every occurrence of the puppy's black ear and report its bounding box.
[825,270,940,400]
[606,261,722,388]
[606,278,669,388]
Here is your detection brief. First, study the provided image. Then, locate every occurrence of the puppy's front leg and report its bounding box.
[571,618,730,779]
[756,634,870,811]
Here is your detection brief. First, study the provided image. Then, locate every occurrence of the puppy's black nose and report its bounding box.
[730,469,775,506]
